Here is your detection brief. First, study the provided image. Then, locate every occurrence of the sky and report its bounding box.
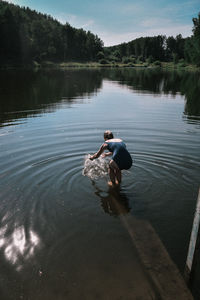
[6,0,200,46]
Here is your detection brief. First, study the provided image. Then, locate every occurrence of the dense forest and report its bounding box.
[0,1,199,67]
[0,1,103,65]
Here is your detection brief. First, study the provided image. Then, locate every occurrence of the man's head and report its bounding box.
[104,130,114,140]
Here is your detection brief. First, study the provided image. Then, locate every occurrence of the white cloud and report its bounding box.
[120,3,144,14]
[81,19,94,28]
[143,24,192,38]
[5,0,22,4]
[55,13,94,30]
[140,18,172,28]
[54,13,75,25]
[98,24,192,46]
[163,0,199,13]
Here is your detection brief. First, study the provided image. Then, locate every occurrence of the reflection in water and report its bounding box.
[0,67,200,299]
[92,181,131,216]
[102,68,200,118]
[0,68,200,127]
[0,223,40,271]
[0,69,103,125]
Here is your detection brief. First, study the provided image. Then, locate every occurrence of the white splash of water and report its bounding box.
[82,154,109,180]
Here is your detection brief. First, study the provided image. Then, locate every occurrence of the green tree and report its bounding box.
[184,12,200,65]
[191,13,200,65]
[173,53,179,64]
[0,1,104,65]
[97,51,105,60]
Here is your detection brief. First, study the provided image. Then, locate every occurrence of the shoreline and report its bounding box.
[0,61,199,72]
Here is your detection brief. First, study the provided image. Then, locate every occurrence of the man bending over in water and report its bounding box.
[90,130,132,187]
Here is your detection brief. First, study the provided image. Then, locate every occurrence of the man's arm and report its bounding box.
[101,152,112,158]
[90,143,108,160]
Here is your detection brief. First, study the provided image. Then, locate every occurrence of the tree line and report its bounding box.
[0,1,103,65]
[103,13,200,66]
[0,1,199,66]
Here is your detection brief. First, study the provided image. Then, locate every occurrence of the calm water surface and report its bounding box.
[0,68,200,299]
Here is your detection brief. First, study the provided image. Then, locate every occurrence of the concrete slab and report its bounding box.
[111,190,193,299]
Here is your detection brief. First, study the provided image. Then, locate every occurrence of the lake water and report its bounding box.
[0,68,200,299]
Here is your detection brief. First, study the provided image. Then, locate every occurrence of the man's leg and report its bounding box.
[116,168,121,184]
[108,160,120,186]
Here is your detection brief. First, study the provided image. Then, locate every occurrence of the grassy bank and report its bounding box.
[43,61,200,71]
[40,60,198,70]
[1,60,199,71]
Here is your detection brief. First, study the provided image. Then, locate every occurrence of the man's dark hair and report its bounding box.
[104,130,114,140]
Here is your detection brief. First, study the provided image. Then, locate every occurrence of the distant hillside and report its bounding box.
[103,13,200,66]
[104,35,185,62]
[0,1,104,65]
[0,1,199,67]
